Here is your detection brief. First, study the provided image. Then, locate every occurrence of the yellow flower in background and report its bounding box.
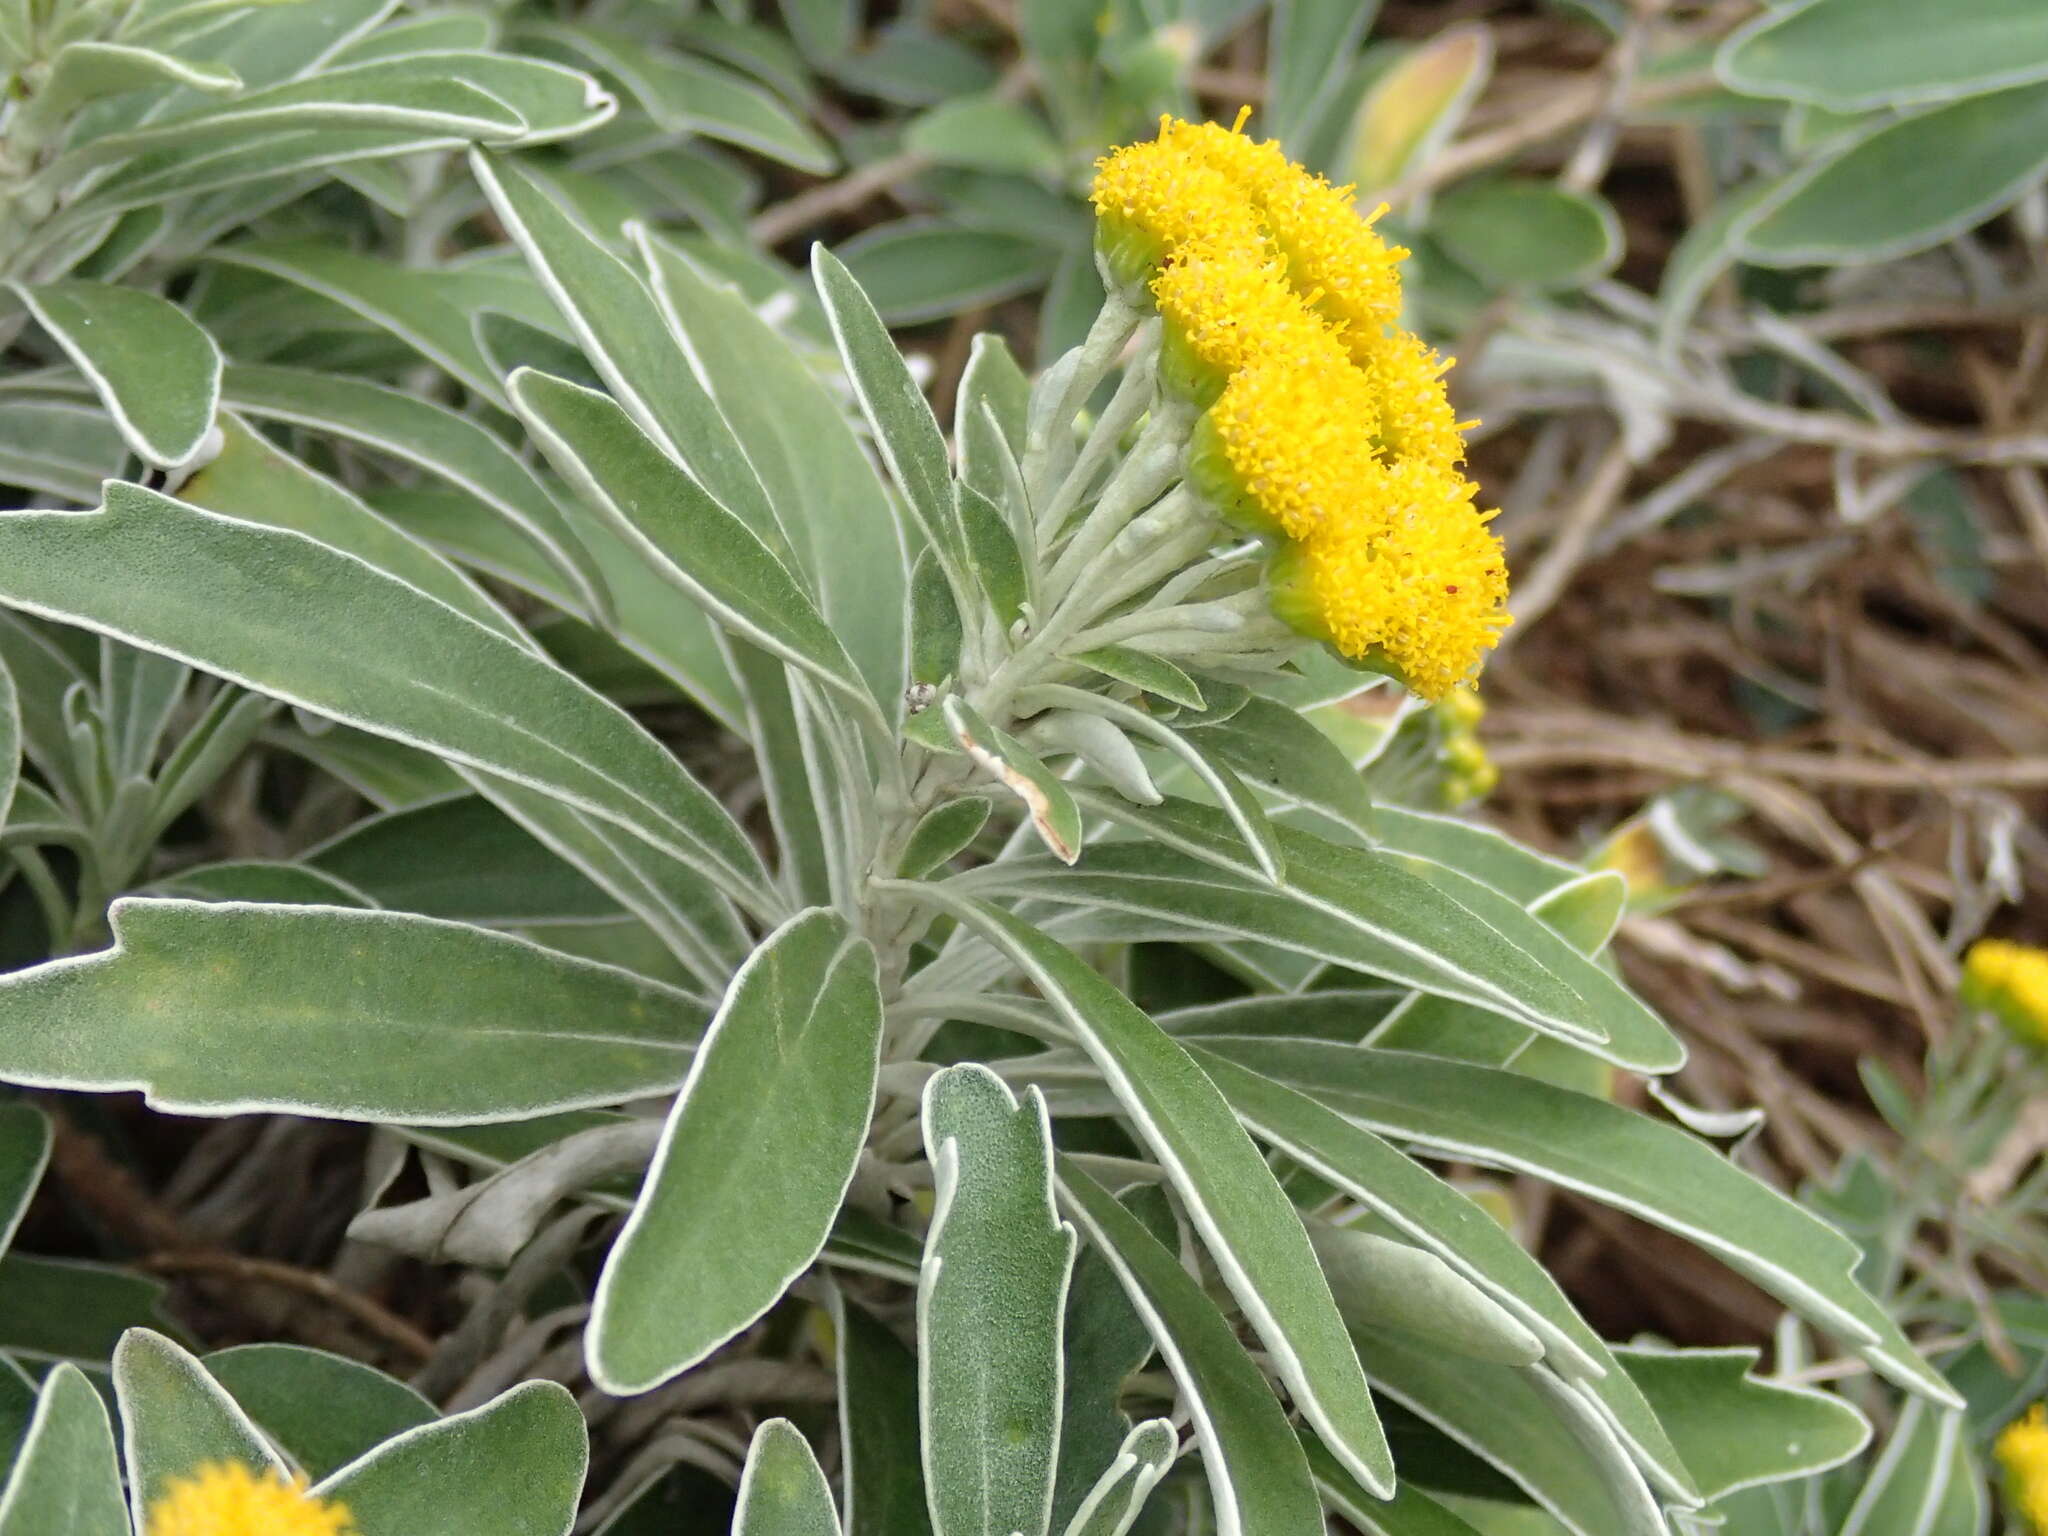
[1999,1403,2048,1533]
[1963,938,2048,1047]
[148,1461,355,1536]
[1268,458,1511,700]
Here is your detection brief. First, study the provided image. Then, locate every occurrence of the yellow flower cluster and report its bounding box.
[2000,1403,2048,1533]
[147,1461,356,1536]
[1963,938,2048,1047]
[1090,113,1508,699]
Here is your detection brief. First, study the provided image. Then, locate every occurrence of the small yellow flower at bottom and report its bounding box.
[1999,1403,2048,1534]
[1962,938,2048,1048]
[148,1461,355,1536]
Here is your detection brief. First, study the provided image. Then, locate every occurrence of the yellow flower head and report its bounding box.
[1359,328,1470,472]
[1963,939,2048,1047]
[1160,113,1408,349]
[1089,134,1268,286]
[1148,247,1327,398]
[1188,344,1380,539]
[148,1461,355,1536]
[1268,460,1511,700]
[1999,1403,2048,1533]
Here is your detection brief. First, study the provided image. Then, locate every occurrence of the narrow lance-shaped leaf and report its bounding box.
[1054,1162,1325,1536]
[10,281,221,470]
[0,900,703,1123]
[919,1066,1077,1536]
[0,486,775,910]
[945,696,1083,865]
[510,369,881,725]
[1184,1047,1698,1505]
[0,1364,127,1535]
[736,1420,844,1536]
[1210,1039,1959,1410]
[812,246,971,591]
[217,363,611,624]
[590,910,882,1394]
[0,651,17,834]
[910,891,1395,1499]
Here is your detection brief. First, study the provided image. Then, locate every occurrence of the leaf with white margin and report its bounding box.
[510,369,881,725]
[204,1343,436,1483]
[0,1104,45,1254]
[0,484,775,911]
[1060,1419,1175,1536]
[315,1379,587,1536]
[1203,1039,1959,1410]
[907,889,1393,1500]
[832,1294,933,1536]
[1187,1048,1695,1506]
[0,1363,126,1535]
[10,282,220,469]
[1347,1331,1672,1536]
[1299,1430,1489,1536]
[1614,1345,1868,1503]
[1054,1161,1323,1536]
[919,1066,1077,1536]
[113,1329,284,1527]
[590,910,880,1393]
[0,899,703,1123]
[217,363,609,625]
[736,1419,844,1536]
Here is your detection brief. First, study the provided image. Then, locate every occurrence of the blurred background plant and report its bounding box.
[5,0,2048,1529]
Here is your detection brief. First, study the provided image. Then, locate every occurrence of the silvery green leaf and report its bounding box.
[0,484,775,909]
[591,910,881,1393]
[203,1344,436,1484]
[113,1329,283,1524]
[1028,709,1161,807]
[1207,1040,1957,1410]
[1834,1399,1980,1536]
[1179,694,1375,839]
[33,41,239,119]
[639,234,908,716]
[920,894,1392,1500]
[315,1380,586,1535]
[510,369,880,725]
[179,416,532,651]
[1346,1332,1673,1536]
[1052,1246,1156,1532]
[736,1420,844,1536]
[0,398,122,503]
[217,363,609,624]
[897,797,992,879]
[9,282,220,470]
[0,1364,126,1535]
[469,155,785,549]
[0,653,16,830]
[1072,648,1205,712]
[812,247,971,593]
[1614,1346,1868,1503]
[0,1106,47,1254]
[1307,1222,1543,1367]
[1060,1419,1175,1536]
[919,1066,1077,1536]
[1055,1162,1324,1536]
[1021,690,1282,882]
[1188,1050,1694,1506]
[0,899,702,1121]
